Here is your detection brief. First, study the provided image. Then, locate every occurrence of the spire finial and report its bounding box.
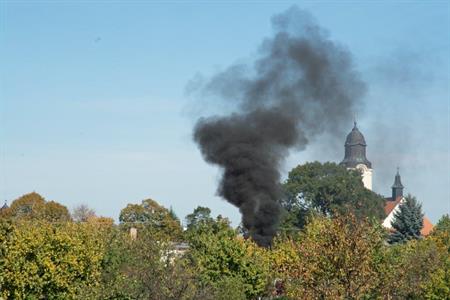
[396,166,400,174]
[352,112,358,129]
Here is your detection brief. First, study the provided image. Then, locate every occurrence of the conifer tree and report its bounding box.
[389,194,424,244]
[432,214,450,235]
[169,206,180,223]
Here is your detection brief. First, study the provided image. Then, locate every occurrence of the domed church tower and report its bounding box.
[340,122,373,190]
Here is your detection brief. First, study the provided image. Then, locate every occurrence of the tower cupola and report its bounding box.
[391,168,404,200]
[340,122,372,169]
[340,122,373,190]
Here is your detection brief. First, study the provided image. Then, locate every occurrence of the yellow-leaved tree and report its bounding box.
[3,192,71,222]
[272,214,387,299]
[0,220,109,299]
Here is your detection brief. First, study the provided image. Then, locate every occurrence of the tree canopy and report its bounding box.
[1,191,448,299]
[3,192,71,222]
[280,161,385,232]
[72,204,96,222]
[119,198,183,240]
[186,219,269,299]
[0,220,107,299]
[185,206,214,230]
[272,214,387,299]
[432,214,450,236]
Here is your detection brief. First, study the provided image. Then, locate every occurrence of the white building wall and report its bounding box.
[362,168,373,190]
[353,164,373,191]
[382,197,405,229]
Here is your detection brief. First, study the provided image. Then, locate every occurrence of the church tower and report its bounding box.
[340,122,373,190]
[391,168,404,200]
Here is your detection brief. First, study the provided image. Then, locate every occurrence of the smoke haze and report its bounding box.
[193,6,366,246]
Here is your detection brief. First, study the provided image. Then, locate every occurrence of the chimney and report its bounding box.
[391,168,404,200]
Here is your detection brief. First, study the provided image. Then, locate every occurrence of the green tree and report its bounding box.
[382,238,447,299]
[432,214,450,236]
[422,215,450,299]
[281,162,385,232]
[5,192,71,222]
[210,276,247,300]
[169,205,180,223]
[187,222,270,299]
[119,198,182,240]
[423,255,450,299]
[185,206,214,230]
[184,208,232,241]
[389,194,424,244]
[81,228,200,300]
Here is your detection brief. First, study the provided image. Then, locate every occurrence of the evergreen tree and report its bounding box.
[389,194,424,244]
[432,214,450,235]
[169,206,180,223]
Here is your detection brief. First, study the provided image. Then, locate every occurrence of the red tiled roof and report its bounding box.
[384,196,402,215]
[421,217,433,236]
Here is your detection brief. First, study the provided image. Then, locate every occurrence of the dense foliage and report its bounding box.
[185,215,270,299]
[1,192,71,222]
[185,206,214,231]
[0,220,109,299]
[272,214,387,299]
[119,198,183,240]
[0,176,448,299]
[281,162,385,233]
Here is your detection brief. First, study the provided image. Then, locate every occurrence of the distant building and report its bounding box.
[340,123,433,235]
[383,171,434,236]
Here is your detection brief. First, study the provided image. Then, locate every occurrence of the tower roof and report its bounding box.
[340,122,372,168]
[345,122,367,146]
[392,168,404,189]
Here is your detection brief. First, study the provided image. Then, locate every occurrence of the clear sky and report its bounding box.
[1,1,449,225]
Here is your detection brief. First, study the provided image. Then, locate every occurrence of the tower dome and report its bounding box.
[340,122,372,169]
[345,125,367,147]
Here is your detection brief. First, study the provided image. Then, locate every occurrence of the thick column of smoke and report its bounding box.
[193,6,366,247]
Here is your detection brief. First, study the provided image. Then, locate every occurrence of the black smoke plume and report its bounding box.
[193,7,365,247]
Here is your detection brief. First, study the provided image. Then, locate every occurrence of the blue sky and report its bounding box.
[1,1,449,225]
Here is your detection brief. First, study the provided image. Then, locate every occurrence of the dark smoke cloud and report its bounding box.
[193,6,366,247]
